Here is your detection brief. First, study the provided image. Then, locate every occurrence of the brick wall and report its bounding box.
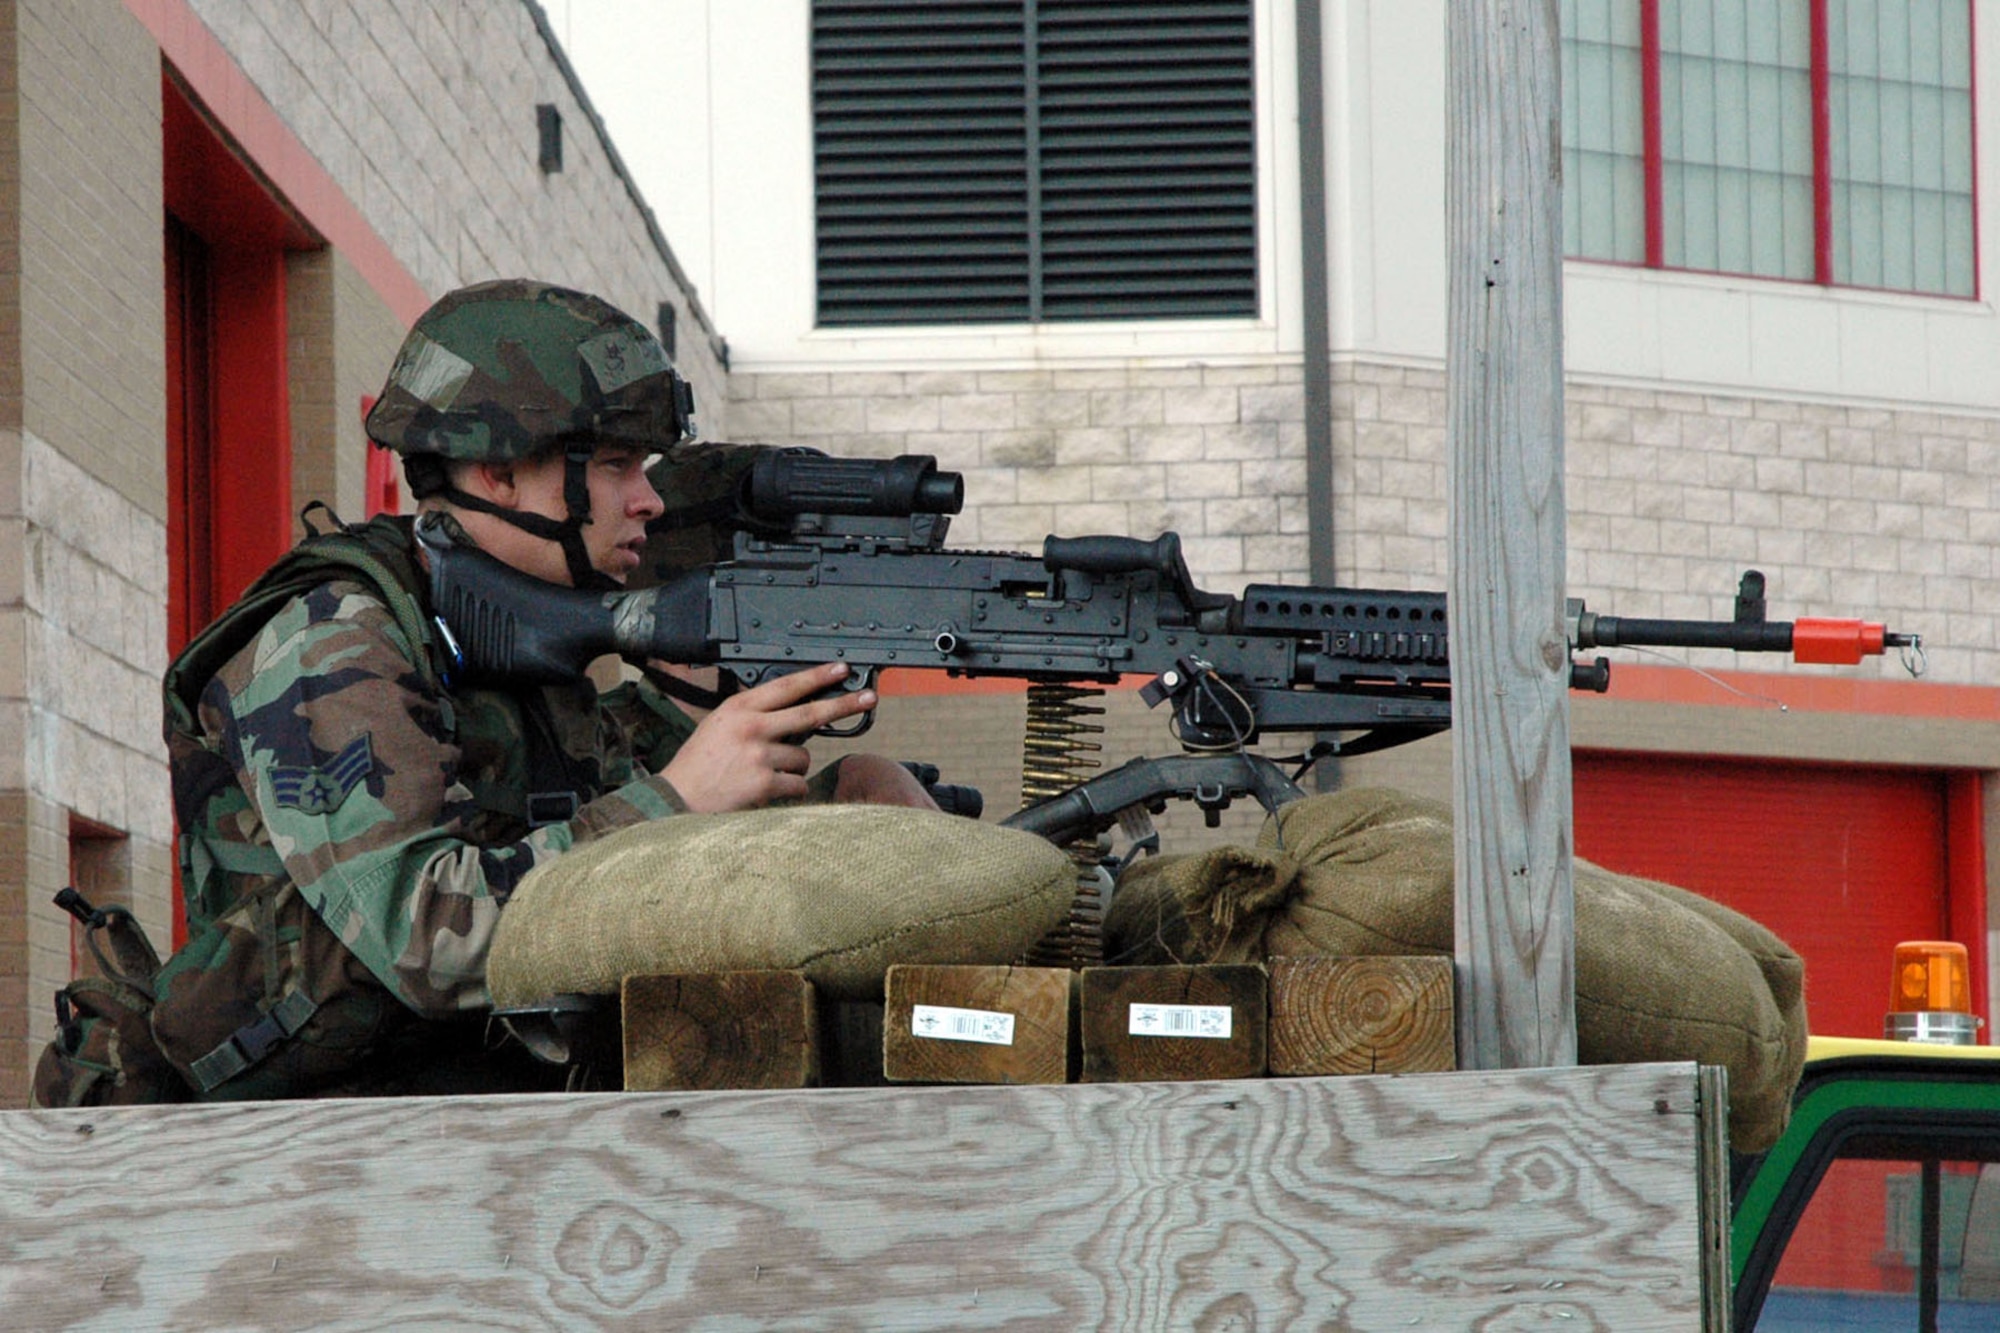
[0,0,172,1104]
[729,363,1311,592]
[16,0,164,518]
[186,0,729,436]
[286,248,415,522]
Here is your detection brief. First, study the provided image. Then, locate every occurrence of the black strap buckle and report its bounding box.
[527,791,581,827]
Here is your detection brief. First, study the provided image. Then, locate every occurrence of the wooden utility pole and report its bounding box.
[1445,0,1575,1069]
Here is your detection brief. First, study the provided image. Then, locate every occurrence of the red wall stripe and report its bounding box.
[124,0,431,325]
[877,660,2000,728]
[1598,661,1999,723]
[1970,0,1983,301]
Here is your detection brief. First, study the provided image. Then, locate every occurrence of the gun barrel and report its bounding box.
[1576,613,1903,666]
[1577,614,1795,654]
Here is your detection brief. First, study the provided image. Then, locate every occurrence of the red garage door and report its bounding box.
[1572,753,1982,1040]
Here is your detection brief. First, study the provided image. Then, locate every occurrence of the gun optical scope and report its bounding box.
[746,451,963,519]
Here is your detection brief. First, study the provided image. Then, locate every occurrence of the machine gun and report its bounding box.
[417,451,1922,844]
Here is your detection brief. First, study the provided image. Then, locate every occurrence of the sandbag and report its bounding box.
[489,805,1076,1005]
[1104,787,1807,1151]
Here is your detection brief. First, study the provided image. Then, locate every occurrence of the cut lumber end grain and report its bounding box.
[1268,955,1456,1076]
[1078,964,1267,1083]
[622,971,819,1091]
[883,964,1073,1085]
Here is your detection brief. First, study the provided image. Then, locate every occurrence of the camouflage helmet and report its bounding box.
[364,278,693,461]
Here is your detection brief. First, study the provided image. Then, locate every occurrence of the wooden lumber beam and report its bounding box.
[0,1064,1720,1328]
[621,971,819,1091]
[1445,0,1576,1070]
[882,964,1072,1085]
[1078,964,1267,1083]
[1268,955,1455,1076]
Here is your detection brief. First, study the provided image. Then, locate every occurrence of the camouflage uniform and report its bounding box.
[208,536,691,984]
[155,281,707,1098]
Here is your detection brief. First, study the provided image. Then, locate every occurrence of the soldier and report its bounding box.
[149,279,931,1100]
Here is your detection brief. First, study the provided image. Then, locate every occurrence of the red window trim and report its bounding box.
[1810,0,1835,287]
[1640,0,1664,268]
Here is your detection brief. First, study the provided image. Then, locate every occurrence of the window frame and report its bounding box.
[1570,0,1980,299]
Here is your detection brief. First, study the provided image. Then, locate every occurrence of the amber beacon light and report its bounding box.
[1885,941,1982,1045]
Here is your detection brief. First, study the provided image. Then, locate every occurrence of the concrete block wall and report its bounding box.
[737,358,1348,862]
[735,358,1997,690]
[0,0,174,1102]
[0,791,69,1106]
[1329,361,1995,688]
[285,248,415,522]
[186,0,730,435]
[727,363,1312,593]
[7,434,174,1075]
[1564,380,2000,688]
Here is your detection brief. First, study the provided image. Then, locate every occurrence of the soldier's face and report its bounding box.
[506,443,667,585]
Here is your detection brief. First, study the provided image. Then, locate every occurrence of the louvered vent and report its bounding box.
[813,0,1256,326]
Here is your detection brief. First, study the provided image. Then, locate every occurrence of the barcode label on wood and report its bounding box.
[910,1005,1016,1046]
[1128,1004,1233,1039]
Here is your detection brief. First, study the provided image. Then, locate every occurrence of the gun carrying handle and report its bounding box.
[1043,533,1183,577]
[1042,533,1232,615]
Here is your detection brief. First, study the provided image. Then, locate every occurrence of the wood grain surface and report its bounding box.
[883,965,1072,1085]
[1444,0,1577,1071]
[1268,955,1456,1076]
[1079,964,1268,1083]
[0,1063,1713,1329]
[621,971,820,1091]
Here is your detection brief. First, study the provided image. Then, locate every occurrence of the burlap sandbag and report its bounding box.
[1104,787,1807,1151]
[489,805,1076,1005]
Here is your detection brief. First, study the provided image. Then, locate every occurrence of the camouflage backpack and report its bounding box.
[30,511,455,1107]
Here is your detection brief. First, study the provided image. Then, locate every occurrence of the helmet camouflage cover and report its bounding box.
[364,279,692,462]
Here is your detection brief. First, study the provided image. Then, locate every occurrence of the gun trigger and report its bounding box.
[816,709,876,740]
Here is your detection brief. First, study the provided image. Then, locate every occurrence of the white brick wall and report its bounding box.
[1565,381,2000,686]
[732,361,1313,590]
[186,0,730,432]
[21,433,171,847]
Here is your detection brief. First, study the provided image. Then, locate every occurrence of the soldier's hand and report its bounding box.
[661,663,875,812]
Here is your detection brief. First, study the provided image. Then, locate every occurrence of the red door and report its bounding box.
[163,73,310,654]
[1572,753,1980,1039]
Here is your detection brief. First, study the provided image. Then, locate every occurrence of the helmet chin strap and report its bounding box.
[440,447,619,592]
[555,445,618,592]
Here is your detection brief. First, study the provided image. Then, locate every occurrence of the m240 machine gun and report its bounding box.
[417,450,1923,846]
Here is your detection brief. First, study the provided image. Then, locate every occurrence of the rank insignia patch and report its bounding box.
[272,734,375,816]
